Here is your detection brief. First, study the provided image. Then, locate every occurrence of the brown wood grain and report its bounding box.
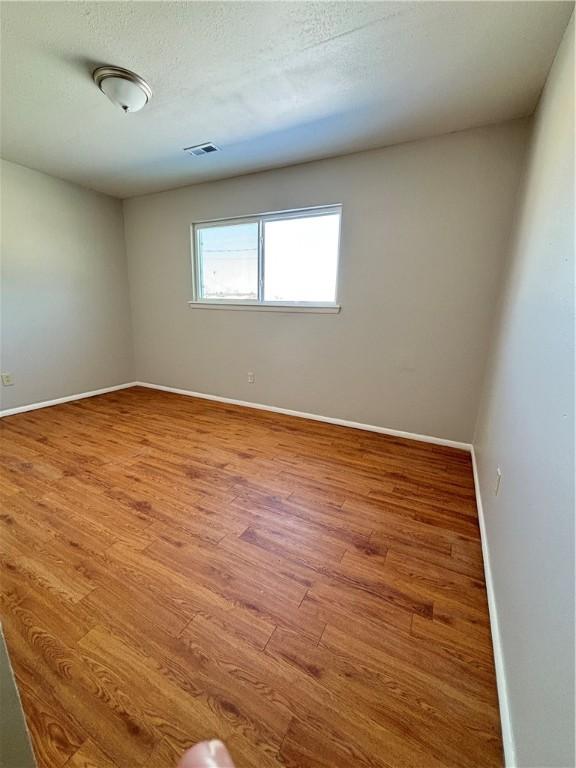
[0,386,502,767]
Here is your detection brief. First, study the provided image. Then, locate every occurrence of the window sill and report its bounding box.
[187,301,341,314]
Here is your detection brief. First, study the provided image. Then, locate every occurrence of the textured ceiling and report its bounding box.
[0,1,573,198]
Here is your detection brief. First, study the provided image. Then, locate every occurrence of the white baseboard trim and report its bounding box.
[134,381,472,451]
[471,447,516,767]
[0,383,138,418]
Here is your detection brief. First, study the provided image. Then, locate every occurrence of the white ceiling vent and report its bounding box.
[183,142,220,157]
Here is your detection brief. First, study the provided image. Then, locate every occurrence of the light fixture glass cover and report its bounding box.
[93,66,152,113]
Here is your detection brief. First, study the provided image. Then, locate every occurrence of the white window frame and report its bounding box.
[189,204,342,313]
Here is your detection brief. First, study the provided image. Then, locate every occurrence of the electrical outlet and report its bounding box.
[1,373,14,386]
[247,371,255,384]
[494,467,502,496]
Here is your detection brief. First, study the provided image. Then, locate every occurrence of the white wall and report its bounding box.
[124,119,529,443]
[0,160,133,410]
[474,16,574,768]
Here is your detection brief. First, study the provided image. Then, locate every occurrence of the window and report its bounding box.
[190,205,341,311]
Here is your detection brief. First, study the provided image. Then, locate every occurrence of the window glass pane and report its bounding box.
[263,213,340,303]
[197,222,258,301]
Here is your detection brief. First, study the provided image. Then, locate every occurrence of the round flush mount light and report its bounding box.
[93,66,152,113]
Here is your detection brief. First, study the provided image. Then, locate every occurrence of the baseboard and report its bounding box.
[471,447,516,767]
[0,377,473,451]
[134,381,472,451]
[0,382,137,418]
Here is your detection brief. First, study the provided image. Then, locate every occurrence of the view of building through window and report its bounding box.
[197,221,259,301]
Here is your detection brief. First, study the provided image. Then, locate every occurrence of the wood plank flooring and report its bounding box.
[0,386,502,767]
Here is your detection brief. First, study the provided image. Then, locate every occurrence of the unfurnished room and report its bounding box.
[0,2,574,767]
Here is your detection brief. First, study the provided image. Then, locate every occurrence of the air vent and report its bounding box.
[183,142,220,156]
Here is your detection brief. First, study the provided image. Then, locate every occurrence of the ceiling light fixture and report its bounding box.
[93,66,152,113]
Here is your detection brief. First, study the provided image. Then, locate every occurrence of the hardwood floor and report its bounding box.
[0,386,502,767]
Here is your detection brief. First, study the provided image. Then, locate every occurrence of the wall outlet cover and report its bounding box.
[495,466,502,495]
